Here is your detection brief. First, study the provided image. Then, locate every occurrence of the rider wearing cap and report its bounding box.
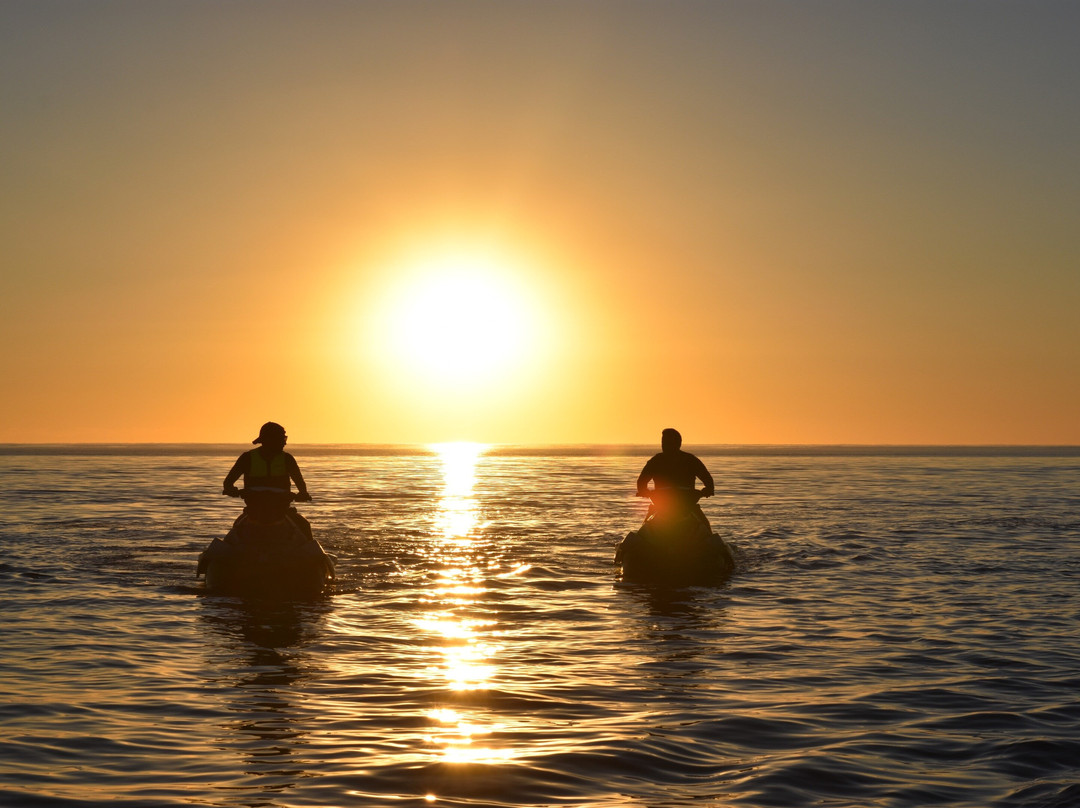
[223,422,313,537]
[636,428,714,530]
[224,422,311,500]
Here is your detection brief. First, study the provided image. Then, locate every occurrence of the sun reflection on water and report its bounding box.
[418,442,514,767]
[430,442,487,542]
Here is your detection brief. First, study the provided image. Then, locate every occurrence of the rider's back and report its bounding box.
[641,449,707,490]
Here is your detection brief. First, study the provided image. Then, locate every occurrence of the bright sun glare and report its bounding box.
[373,252,539,392]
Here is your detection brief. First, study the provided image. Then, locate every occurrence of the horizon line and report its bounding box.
[2,442,1079,458]
[2,440,1079,446]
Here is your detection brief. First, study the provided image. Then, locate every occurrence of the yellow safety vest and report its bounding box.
[245,450,290,491]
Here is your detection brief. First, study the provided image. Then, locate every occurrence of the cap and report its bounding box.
[252,422,286,444]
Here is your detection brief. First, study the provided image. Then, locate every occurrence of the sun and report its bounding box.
[368,249,544,394]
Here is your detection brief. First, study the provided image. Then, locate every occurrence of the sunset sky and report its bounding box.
[2,2,1078,445]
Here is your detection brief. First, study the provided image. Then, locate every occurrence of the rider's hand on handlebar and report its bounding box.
[224,486,241,498]
[295,491,313,503]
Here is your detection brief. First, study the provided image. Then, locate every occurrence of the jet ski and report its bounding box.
[197,488,334,598]
[616,488,734,585]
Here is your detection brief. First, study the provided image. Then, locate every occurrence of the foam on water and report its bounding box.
[1,448,1078,807]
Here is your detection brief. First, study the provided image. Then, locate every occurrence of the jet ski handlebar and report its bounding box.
[224,487,302,502]
[642,487,706,502]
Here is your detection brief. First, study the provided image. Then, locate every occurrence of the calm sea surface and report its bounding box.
[1,446,1078,808]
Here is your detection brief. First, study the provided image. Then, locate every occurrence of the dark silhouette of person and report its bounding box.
[636,428,714,530]
[223,422,313,538]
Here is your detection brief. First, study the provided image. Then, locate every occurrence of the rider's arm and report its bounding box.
[287,454,312,501]
[223,453,247,496]
[636,460,654,497]
[695,457,715,497]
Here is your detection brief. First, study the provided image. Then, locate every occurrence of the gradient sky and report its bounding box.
[2,1,1078,445]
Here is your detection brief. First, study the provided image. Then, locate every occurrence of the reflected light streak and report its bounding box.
[496,563,532,578]
[426,709,513,764]
[416,443,514,763]
[432,442,486,500]
[430,442,488,541]
[414,615,495,641]
[443,746,514,763]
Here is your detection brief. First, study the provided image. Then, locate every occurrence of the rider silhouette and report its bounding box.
[636,428,714,530]
[223,422,313,538]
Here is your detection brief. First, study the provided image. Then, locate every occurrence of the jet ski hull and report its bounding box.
[197,514,334,599]
[616,515,734,586]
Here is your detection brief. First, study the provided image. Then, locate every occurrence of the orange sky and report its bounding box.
[2,2,1078,445]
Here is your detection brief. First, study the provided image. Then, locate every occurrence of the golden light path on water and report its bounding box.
[418,443,520,770]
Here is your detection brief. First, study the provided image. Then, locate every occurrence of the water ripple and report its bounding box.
[1,451,1078,806]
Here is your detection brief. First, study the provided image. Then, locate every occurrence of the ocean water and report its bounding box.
[1,445,1078,808]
